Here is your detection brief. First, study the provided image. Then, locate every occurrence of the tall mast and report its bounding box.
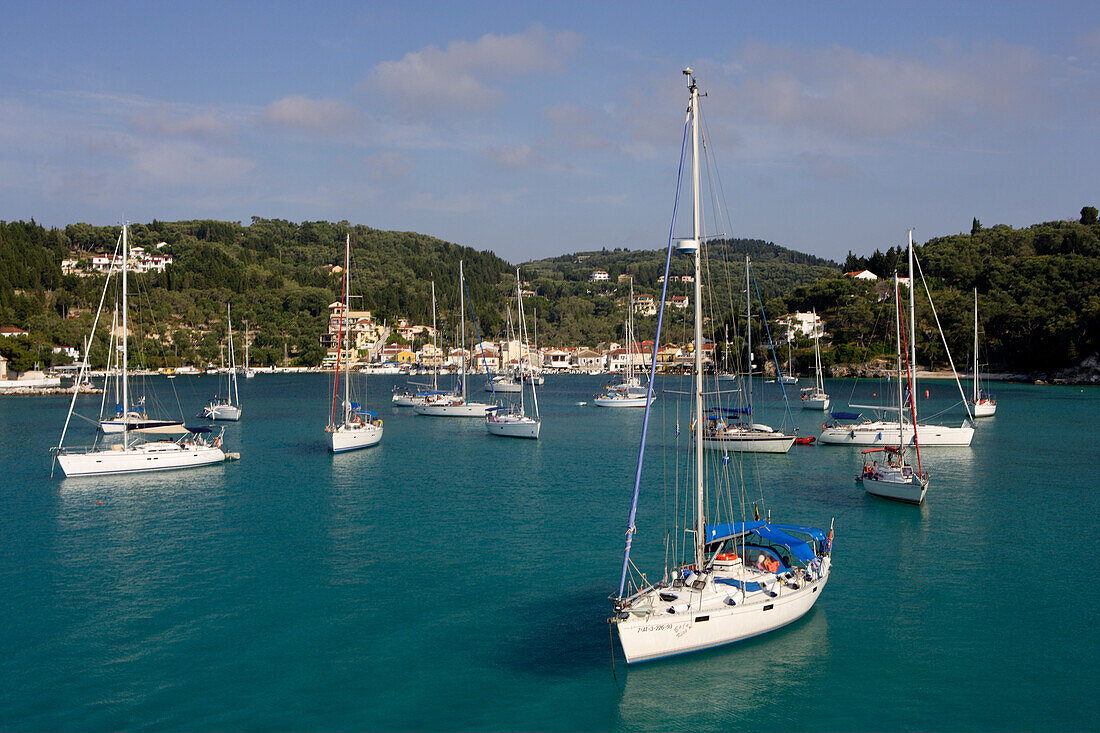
[745,254,752,415]
[908,229,917,425]
[895,275,905,447]
[121,223,130,449]
[973,287,979,402]
[227,303,237,406]
[343,233,351,422]
[431,279,438,392]
[628,278,635,383]
[689,71,706,570]
[460,260,466,399]
[515,268,525,417]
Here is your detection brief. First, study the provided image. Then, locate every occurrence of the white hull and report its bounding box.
[204,403,241,421]
[486,415,540,439]
[594,395,654,408]
[329,422,383,453]
[971,399,996,417]
[779,376,798,385]
[486,380,523,393]
[801,394,830,411]
[819,421,974,446]
[859,475,927,504]
[56,442,225,477]
[615,563,830,663]
[414,401,491,417]
[701,432,795,453]
[391,394,426,407]
[99,417,184,434]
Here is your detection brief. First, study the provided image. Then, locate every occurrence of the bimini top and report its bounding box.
[705,521,820,563]
[831,411,862,420]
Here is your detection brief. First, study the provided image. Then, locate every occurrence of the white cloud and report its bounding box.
[488,143,539,169]
[129,141,254,186]
[361,25,581,116]
[259,95,359,135]
[130,105,233,140]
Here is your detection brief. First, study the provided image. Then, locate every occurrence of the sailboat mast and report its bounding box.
[973,287,979,402]
[227,303,237,406]
[343,234,352,422]
[516,269,525,416]
[745,254,752,415]
[895,276,905,447]
[689,73,706,569]
[460,260,466,399]
[121,223,129,449]
[628,278,635,383]
[908,229,917,424]
[431,280,438,392]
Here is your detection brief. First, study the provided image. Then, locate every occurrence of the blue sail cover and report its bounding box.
[831,411,861,420]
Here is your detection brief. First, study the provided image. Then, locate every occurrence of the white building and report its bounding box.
[777,311,825,341]
[844,269,878,281]
[589,270,609,282]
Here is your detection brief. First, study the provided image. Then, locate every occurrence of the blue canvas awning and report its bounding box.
[750,525,818,563]
[771,523,827,547]
[704,520,766,545]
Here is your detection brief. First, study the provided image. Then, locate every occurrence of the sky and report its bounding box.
[1,1,1098,263]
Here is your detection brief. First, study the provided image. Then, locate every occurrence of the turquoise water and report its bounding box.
[2,374,1098,731]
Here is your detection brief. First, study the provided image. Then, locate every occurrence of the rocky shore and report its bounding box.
[0,385,102,396]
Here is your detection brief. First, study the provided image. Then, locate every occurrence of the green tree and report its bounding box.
[1082,206,1098,226]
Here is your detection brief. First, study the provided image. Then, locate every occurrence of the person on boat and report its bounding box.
[755,553,768,570]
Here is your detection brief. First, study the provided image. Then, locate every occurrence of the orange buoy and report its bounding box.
[925,389,929,398]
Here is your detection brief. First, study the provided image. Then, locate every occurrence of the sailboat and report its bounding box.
[485,304,523,394]
[610,70,833,663]
[858,276,929,504]
[202,303,242,421]
[778,339,798,384]
[52,223,227,477]
[970,288,997,417]
[800,309,830,410]
[97,306,184,434]
[820,230,975,446]
[243,320,255,378]
[486,269,541,439]
[393,280,442,406]
[326,233,383,452]
[701,255,795,453]
[594,279,655,408]
[413,260,493,417]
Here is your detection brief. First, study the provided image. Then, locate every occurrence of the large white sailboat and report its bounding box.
[486,269,541,439]
[800,309,830,411]
[970,288,997,417]
[594,280,655,408]
[326,233,383,453]
[701,255,795,453]
[52,224,227,477]
[858,276,929,504]
[820,231,974,447]
[414,260,493,417]
[610,70,832,663]
[202,303,242,421]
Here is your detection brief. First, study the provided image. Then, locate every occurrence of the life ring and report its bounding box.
[715,553,739,562]
[375,419,383,428]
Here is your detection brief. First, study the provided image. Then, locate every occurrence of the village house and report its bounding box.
[0,327,29,338]
[573,348,604,372]
[589,270,609,282]
[844,269,878,281]
[777,311,825,341]
[633,293,657,317]
[416,342,445,368]
[541,348,573,371]
[669,295,689,309]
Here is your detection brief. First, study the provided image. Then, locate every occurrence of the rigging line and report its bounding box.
[617,112,690,600]
[912,250,975,421]
[56,228,123,456]
[751,268,798,431]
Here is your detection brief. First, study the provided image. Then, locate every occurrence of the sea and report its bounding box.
[2,372,1098,731]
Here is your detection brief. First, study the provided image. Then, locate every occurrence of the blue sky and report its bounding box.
[2,1,1097,263]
